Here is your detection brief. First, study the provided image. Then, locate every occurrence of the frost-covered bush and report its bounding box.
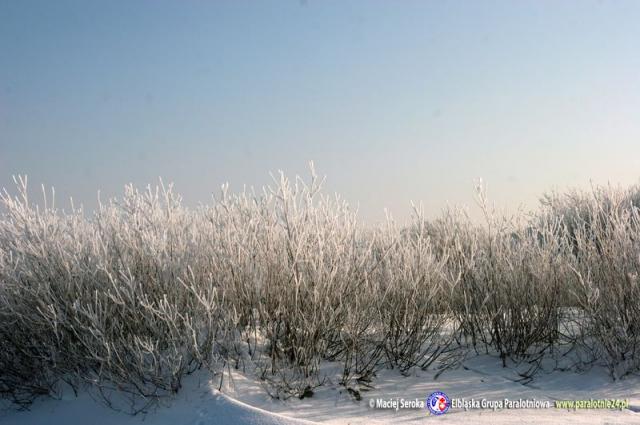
[1,168,639,409]
[425,187,573,373]
[0,178,223,409]
[561,188,640,379]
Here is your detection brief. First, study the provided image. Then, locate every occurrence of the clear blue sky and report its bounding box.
[1,0,640,221]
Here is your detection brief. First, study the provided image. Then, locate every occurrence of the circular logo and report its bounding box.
[426,391,450,415]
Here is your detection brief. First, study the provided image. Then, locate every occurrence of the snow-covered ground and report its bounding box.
[2,354,639,424]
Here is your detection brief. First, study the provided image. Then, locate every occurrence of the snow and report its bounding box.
[0,372,311,425]
[2,355,639,424]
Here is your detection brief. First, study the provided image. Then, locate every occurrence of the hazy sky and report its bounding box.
[1,0,640,222]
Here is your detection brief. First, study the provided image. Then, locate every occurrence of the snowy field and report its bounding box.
[5,0,640,423]
[2,354,638,425]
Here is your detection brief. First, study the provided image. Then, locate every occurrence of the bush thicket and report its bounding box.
[1,168,639,409]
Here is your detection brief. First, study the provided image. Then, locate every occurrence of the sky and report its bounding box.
[1,0,640,222]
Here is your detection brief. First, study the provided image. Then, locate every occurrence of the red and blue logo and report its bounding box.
[426,391,450,415]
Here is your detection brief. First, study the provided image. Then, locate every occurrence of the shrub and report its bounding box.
[1,169,639,409]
